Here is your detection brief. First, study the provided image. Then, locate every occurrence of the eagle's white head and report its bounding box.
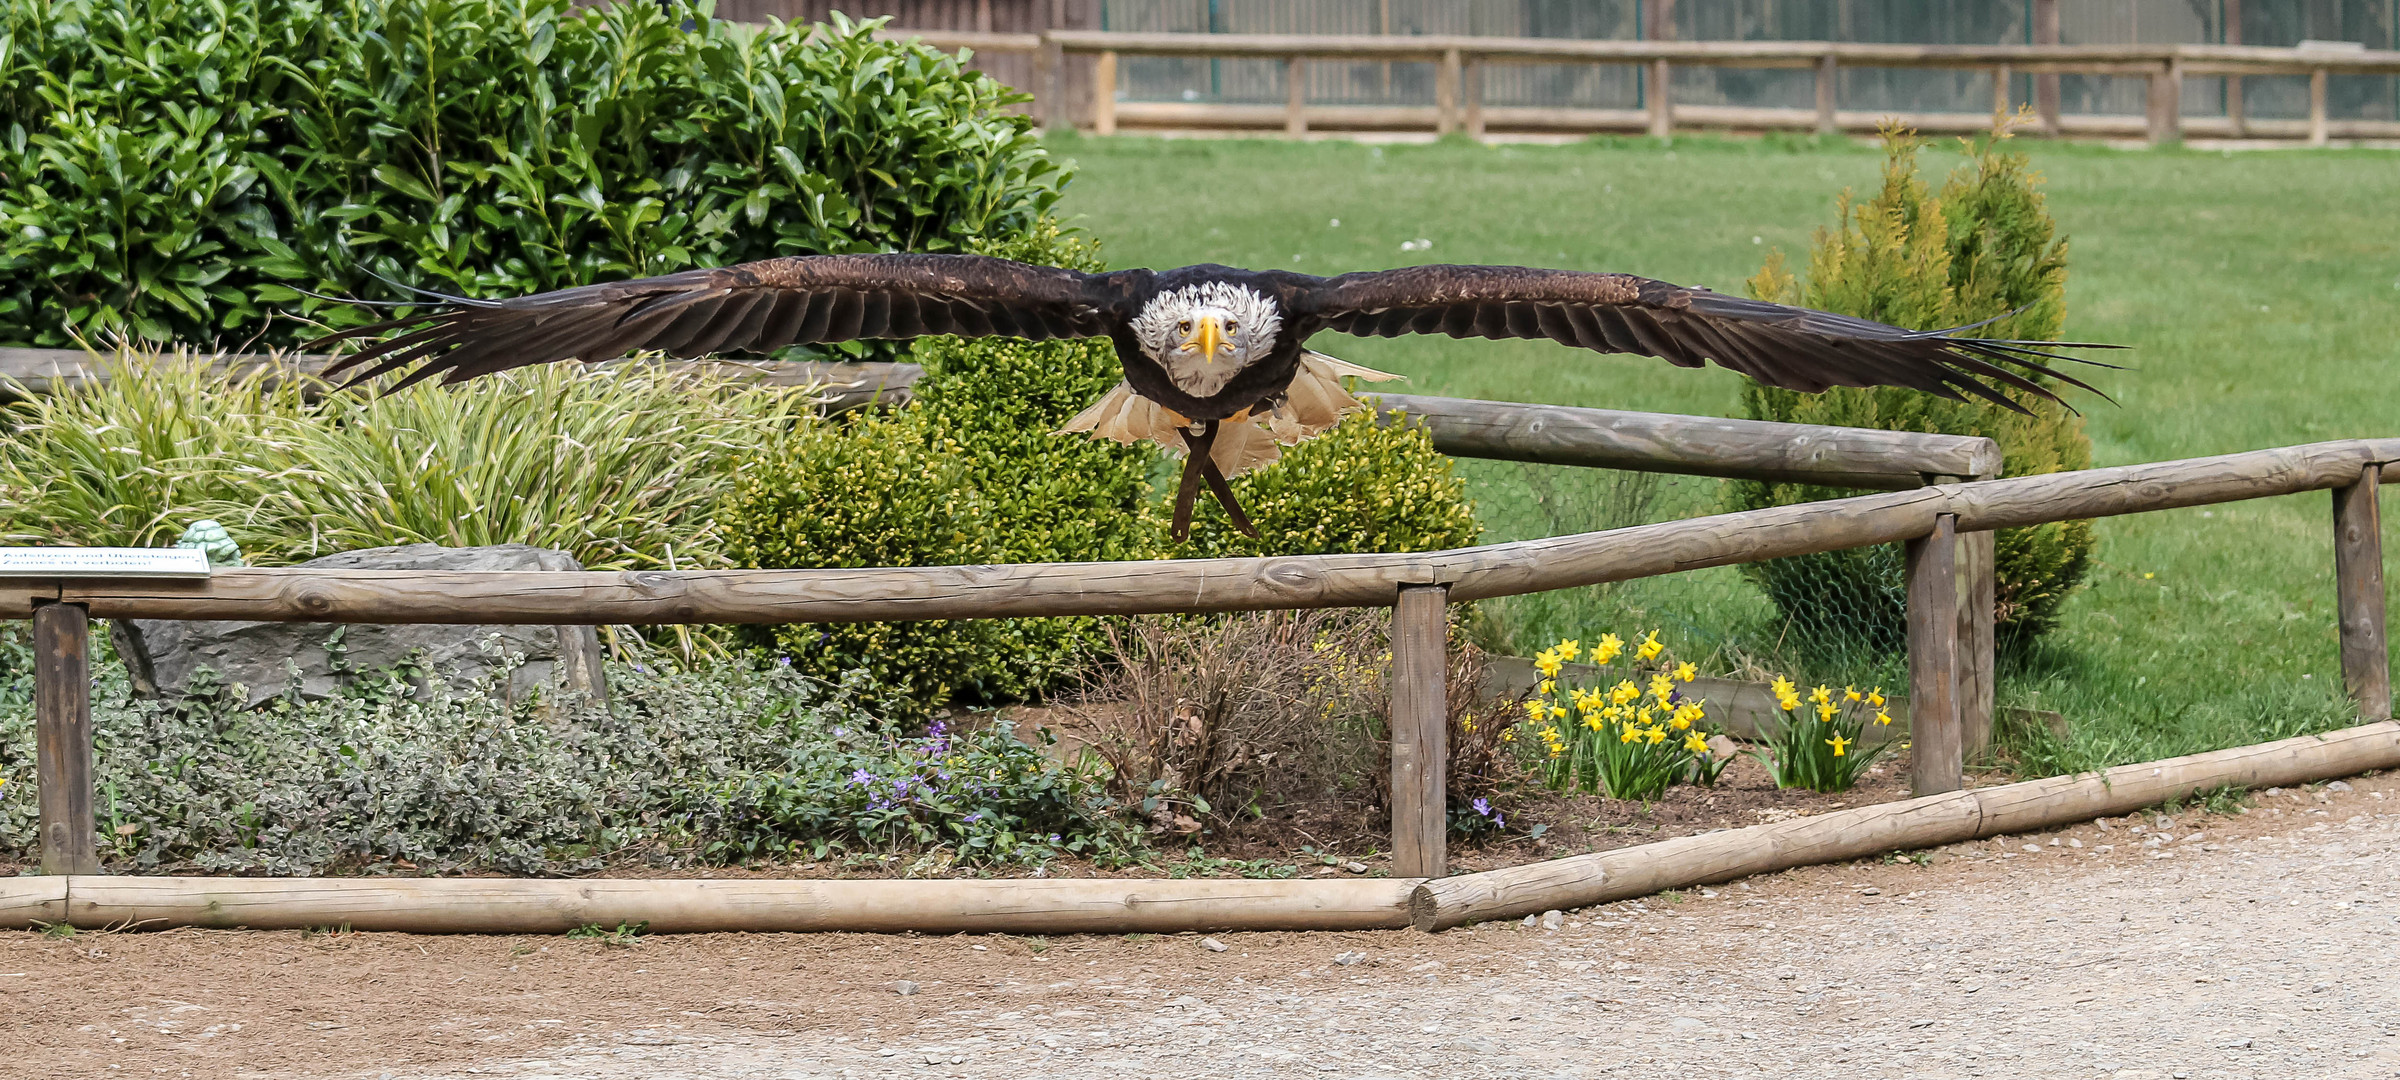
[1129,282,1282,399]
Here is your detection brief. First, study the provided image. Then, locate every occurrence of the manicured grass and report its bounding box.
[1049,131,2400,774]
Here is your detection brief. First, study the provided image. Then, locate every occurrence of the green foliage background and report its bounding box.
[1734,124,2099,647]
[0,0,1060,348]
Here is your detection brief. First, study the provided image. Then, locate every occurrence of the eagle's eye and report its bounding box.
[1177,319,1191,333]
[1224,319,1238,333]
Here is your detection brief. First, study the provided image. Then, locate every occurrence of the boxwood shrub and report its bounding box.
[0,0,1062,348]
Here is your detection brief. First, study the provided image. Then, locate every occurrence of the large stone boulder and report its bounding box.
[112,543,609,709]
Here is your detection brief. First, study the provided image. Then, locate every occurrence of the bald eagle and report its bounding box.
[308,255,2109,539]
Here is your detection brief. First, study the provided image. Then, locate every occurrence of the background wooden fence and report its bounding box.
[895,30,2400,143]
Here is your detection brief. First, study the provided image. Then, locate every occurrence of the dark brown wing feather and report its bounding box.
[1293,264,2118,412]
[308,254,1131,390]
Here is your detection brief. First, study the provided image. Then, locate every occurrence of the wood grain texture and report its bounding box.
[19,439,2400,625]
[33,603,96,876]
[1389,585,1448,880]
[2334,467,2391,723]
[1411,720,2400,931]
[1907,515,1962,796]
[1956,527,1999,761]
[59,876,1419,935]
[1101,101,2400,140]
[1376,394,1999,489]
[0,877,67,928]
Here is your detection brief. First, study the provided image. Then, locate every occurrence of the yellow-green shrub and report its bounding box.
[719,224,1158,712]
[1734,121,2097,647]
[1177,408,1481,558]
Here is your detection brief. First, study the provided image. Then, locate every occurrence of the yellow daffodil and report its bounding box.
[1817,703,1837,723]
[1868,686,1885,708]
[1534,649,1563,679]
[1557,638,1582,662]
[1610,679,1641,706]
[1524,700,1547,720]
[1636,706,1657,726]
[1636,630,1664,661]
[1674,661,1697,683]
[1619,725,1640,743]
[1594,633,1624,664]
[1682,732,1710,754]
[1538,679,1556,695]
[1843,685,1862,703]
[1643,726,1668,744]
[1500,728,1515,742]
[1584,715,1605,731]
[1826,733,1851,756]
[1809,684,1833,706]
[1648,674,1676,702]
[1874,710,1893,726]
[1548,704,1569,721]
[1770,675,1797,698]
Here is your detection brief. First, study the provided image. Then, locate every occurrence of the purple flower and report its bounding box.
[848,769,873,786]
[1494,813,1505,828]
[1472,798,1492,817]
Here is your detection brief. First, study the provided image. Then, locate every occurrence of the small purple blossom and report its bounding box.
[1472,798,1492,817]
[848,769,874,786]
[1494,813,1505,828]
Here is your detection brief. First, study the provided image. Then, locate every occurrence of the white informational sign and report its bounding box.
[0,548,213,578]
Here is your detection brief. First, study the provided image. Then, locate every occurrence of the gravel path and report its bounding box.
[9,774,2398,1079]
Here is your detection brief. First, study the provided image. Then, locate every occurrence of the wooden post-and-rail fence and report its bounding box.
[868,29,2400,146]
[8,420,2391,879]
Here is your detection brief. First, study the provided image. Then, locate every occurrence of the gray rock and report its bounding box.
[1333,951,1366,966]
[892,980,919,996]
[1201,937,1229,952]
[1540,909,1564,930]
[112,543,608,709]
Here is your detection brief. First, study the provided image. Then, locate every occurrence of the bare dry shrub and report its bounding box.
[1065,610,1531,841]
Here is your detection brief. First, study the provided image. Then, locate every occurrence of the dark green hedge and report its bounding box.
[0,0,1062,348]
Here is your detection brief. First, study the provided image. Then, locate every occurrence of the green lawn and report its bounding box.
[1048,132,2400,774]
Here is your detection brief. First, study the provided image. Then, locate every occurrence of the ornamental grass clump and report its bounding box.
[1512,631,1728,800]
[1754,677,1894,793]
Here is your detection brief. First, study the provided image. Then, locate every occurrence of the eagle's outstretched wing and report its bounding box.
[1292,264,2116,411]
[309,254,1138,390]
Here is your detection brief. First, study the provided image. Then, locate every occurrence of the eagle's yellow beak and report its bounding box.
[1185,315,1227,364]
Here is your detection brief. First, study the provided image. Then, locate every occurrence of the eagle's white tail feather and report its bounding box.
[1056,383,1190,452]
[1267,351,1405,445]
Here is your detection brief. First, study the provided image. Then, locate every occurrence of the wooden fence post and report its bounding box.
[1035,37,1064,132]
[1647,58,1673,138]
[1284,55,1307,137]
[34,602,98,876]
[1436,49,1461,135]
[1815,53,1838,134]
[1463,58,1485,140]
[2309,68,2330,146]
[2334,465,2391,722]
[1906,515,1962,795]
[1093,50,1118,135]
[1390,584,1448,879]
[2147,58,2183,145]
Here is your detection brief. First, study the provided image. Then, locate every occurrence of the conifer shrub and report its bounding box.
[1734,121,2098,648]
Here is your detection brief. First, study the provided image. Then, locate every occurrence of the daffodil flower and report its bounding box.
[1875,710,1893,726]
[1636,630,1664,661]
[1868,686,1885,708]
[1817,703,1837,722]
[1673,661,1697,683]
[1538,678,1556,695]
[1843,685,1862,703]
[1595,633,1624,664]
[1557,638,1581,662]
[1826,733,1851,756]
[1682,732,1710,755]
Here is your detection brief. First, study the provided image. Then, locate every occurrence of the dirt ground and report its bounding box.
[10,768,2399,1079]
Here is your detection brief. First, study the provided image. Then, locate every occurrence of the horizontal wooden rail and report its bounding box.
[1377,393,1997,488]
[1042,32,2400,76]
[9,437,2392,625]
